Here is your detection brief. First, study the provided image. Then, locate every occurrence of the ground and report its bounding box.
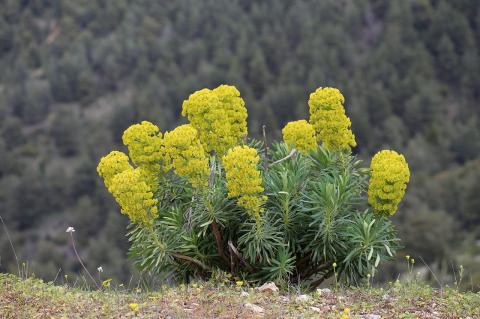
[0,273,479,318]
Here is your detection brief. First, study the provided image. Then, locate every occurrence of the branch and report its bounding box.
[300,263,329,280]
[228,240,256,273]
[211,221,230,266]
[310,269,334,289]
[171,253,210,271]
[262,125,268,171]
[270,149,296,166]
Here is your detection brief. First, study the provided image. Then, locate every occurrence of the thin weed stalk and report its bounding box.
[0,215,20,277]
[68,230,101,289]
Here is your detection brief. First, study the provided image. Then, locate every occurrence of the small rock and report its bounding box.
[255,282,279,294]
[244,303,264,313]
[316,288,332,296]
[361,315,381,319]
[240,291,249,297]
[296,294,312,302]
[279,296,290,303]
[310,306,320,313]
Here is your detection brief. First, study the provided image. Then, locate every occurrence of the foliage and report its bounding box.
[98,86,409,287]
[0,0,479,285]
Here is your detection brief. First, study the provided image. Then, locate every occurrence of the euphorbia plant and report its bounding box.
[97,85,410,287]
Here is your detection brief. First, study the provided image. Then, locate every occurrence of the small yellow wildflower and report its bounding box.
[406,255,410,261]
[236,280,244,286]
[282,120,317,154]
[308,87,356,151]
[163,124,209,188]
[129,303,139,312]
[223,146,266,221]
[102,278,112,288]
[368,150,410,216]
[333,262,337,268]
[411,258,415,265]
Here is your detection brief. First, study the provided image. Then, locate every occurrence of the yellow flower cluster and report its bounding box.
[181,85,247,156]
[281,120,317,154]
[122,121,163,191]
[108,168,158,227]
[368,150,410,216]
[163,124,209,188]
[97,150,157,226]
[97,151,133,189]
[222,146,266,220]
[122,121,163,168]
[308,87,356,151]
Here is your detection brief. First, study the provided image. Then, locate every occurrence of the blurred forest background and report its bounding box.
[0,0,479,288]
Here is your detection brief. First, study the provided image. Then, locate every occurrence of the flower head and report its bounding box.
[129,303,139,312]
[368,150,410,216]
[97,266,103,273]
[122,121,164,168]
[308,87,356,151]
[97,151,133,189]
[66,226,75,233]
[122,121,164,192]
[108,168,158,227]
[222,146,266,221]
[102,278,112,288]
[163,124,209,188]
[282,120,317,154]
[181,85,247,156]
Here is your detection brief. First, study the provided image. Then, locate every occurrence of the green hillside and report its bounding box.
[0,0,479,286]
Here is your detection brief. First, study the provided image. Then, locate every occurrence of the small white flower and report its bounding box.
[97,266,103,273]
[66,226,75,233]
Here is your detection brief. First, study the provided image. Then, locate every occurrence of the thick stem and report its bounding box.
[171,253,210,271]
[228,240,256,273]
[271,149,296,166]
[262,125,268,171]
[310,269,334,289]
[295,253,312,270]
[69,233,101,289]
[211,221,230,265]
[300,263,329,280]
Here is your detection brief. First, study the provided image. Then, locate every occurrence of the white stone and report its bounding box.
[295,294,312,302]
[310,306,320,312]
[244,303,264,313]
[255,282,279,293]
[316,288,332,296]
[240,291,249,297]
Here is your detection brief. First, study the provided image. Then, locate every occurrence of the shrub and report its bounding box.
[97,85,410,287]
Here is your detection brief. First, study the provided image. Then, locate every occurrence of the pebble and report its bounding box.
[244,303,264,313]
[310,306,321,312]
[296,294,312,302]
[255,282,279,293]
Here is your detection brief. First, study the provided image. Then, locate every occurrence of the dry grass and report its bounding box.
[0,273,479,318]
